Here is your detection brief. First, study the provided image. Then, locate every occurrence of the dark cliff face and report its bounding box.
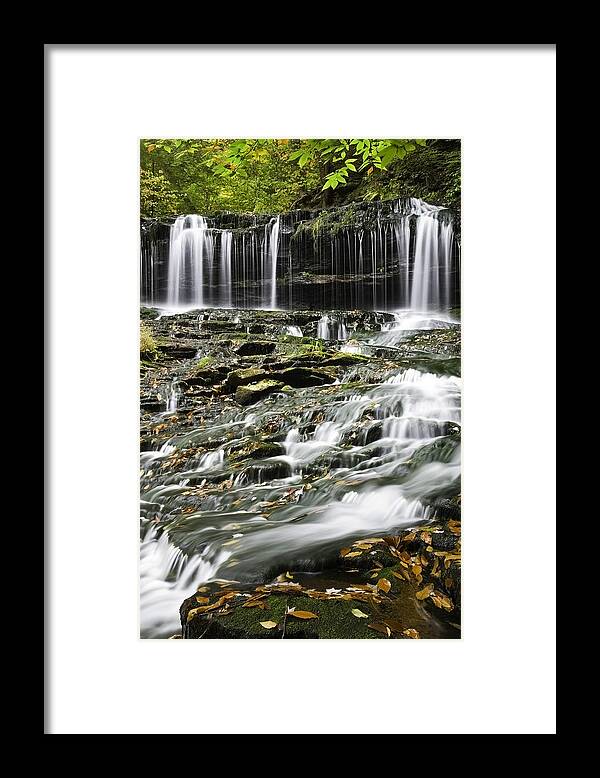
[140,196,460,311]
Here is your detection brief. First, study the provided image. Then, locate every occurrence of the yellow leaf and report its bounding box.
[344,551,362,558]
[259,621,278,629]
[377,578,391,593]
[402,628,420,639]
[287,610,318,620]
[416,583,435,600]
[412,565,422,577]
[351,608,369,618]
[195,596,210,604]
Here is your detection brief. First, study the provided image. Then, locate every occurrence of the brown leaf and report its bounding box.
[382,619,404,633]
[368,622,392,637]
[416,583,435,600]
[431,591,454,611]
[195,596,210,604]
[420,531,432,544]
[377,578,391,593]
[287,610,318,620]
[340,547,351,557]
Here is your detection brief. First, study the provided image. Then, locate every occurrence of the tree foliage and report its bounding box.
[140,138,430,218]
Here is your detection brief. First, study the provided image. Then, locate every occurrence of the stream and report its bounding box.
[140,309,461,638]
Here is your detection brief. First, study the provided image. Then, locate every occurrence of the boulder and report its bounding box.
[235,341,276,356]
[271,367,335,388]
[236,380,285,406]
[225,367,271,390]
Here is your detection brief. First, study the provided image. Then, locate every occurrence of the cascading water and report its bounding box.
[140,339,461,637]
[141,197,458,312]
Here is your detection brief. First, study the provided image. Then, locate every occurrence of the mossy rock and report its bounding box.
[183,594,384,639]
[228,440,283,463]
[235,380,285,406]
[235,340,276,356]
[320,353,369,367]
[225,367,271,390]
[270,366,336,388]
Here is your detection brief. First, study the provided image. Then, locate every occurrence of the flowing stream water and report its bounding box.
[140,312,461,637]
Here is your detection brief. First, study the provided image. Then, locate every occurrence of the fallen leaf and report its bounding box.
[412,565,422,577]
[195,596,210,604]
[340,548,351,557]
[402,628,420,639]
[351,608,369,618]
[416,583,435,600]
[382,619,404,633]
[431,591,454,611]
[259,621,278,629]
[420,531,432,544]
[377,578,391,593]
[368,622,392,637]
[344,551,362,558]
[287,610,318,620]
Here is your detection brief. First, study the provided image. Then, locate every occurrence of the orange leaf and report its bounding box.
[287,610,318,620]
[377,578,391,593]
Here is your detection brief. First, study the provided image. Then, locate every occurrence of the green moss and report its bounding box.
[140,323,157,358]
[195,355,214,369]
[212,594,383,639]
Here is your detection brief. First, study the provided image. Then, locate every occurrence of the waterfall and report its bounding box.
[409,200,454,312]
[220,231,232,308]
[262,216,280,309]
[167,215,213,308]
[143,197,458,311]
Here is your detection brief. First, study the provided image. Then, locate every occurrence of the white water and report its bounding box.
[263,216,280,310]
[317,315,348,341]
[285,325,303,337]
[167,215,213,308]
[220,231,232,308]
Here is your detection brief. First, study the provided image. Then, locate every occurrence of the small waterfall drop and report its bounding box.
[317,315,348,341]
